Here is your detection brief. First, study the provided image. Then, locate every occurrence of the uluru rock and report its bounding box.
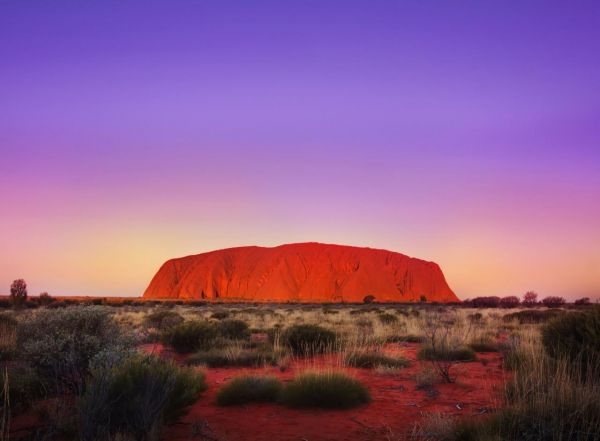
[143,243,458,303]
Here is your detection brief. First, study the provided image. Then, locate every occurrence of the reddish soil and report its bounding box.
[144,343,507,441]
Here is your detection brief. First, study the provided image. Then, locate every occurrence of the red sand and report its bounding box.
[144,343,507,441]
[143,242,458,303]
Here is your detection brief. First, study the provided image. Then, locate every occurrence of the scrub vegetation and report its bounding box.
[0,291,597,440]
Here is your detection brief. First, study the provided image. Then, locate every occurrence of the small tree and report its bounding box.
[542,296,566,308]
[10,279,27,307]
[420,295,427,303]
[522,291,538,307]
[419,312,473,383]
[574,297,590,306]
[38,292,53,305]
[500,296,520,308]
[363,295,375,304]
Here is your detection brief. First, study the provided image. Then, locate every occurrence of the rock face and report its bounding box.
[143,243,458,303]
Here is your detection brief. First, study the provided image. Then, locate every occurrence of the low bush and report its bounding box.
[541,296,566,308]
[345,351,410,369]
[468,338,499,353]
[502,309,562,324]
[211,311,230,320]
[217,319,250,340]
[499,296,520,308]
[414,367,438,389]
[281,324,336,355]
[377,313,399,325]
[467,313,483,323]
[79,355,206,441]
[162,320,216,353]
[188,348,277,368]
[542,308,600,370]
[417,345,476,362]
[453,355,600,441]
[386,334,426,343]
[469,296,501,308]
[18,306,133,394]
[145,310,184,330]
[281,372,370,409]
[216,375,282,406]
[0,312,18,361]
[6,364,47,411]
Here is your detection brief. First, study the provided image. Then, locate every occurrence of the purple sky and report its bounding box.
[1,1,599,299]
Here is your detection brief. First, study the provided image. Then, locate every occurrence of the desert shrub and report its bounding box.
[541,296,566,308]
[217,319,250,340]
[363,295,375,304]
[188,348,277,368]
[211,311,230,320]
[470,296,501,308]
[377,313,399,325]
[503,309,562,324]
[386,334,426,344]
[281,372,370,409]
[215,375,282,406]
[162,320,216,353]
[345,351,410,369]
[281,324,336,355]
[38,292,54,306]
[322,308,339,315]
[542,308,600,370]
[574,297,591,306]
[468,338,499,353]
[145,310,184,330]
[414,367,438,389]
[467,312,483,323]
[18,306,134,394]
[453,354,600,441]
[500,296,520,308]
[6,364,47,411]
[79,354,206,441]
[501,339,528,371]
[418,345,476,362]
[0,313,18,361]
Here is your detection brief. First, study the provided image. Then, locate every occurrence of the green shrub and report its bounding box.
[453,356,600,441]
[0,312,18,361]
[216,375,282,406]
[542,308,600,369]
[79,354,206,441]
[469,338,499,353]
[417,345,476,362]
[211,311,230,320]
[345,351,410,369]
[188,348,277,368]
[162,320,216,353]
[281,324,336,355]
[503,309,563,324]
[18,306,133,394]
[145,310,184,330]
[6,364,46,411]
[217,319,250,340]
[378,313,399,325]
[281,372,370,409]
[386,334,426,343]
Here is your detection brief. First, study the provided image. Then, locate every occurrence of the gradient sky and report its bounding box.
[1,1,599,300]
